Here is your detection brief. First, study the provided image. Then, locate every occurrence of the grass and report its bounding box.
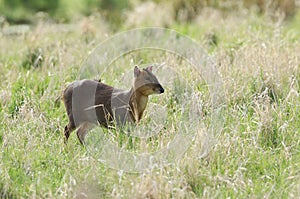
[1,5,300,199]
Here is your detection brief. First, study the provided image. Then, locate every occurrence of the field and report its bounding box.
[1,2,300,198]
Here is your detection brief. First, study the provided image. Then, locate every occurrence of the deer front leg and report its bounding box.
[76,122,93,145]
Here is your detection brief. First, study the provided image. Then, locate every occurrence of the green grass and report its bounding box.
[1,5,300,198]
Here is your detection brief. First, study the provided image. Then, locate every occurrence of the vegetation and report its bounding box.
[0,0,300,198]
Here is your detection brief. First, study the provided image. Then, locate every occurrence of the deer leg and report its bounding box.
[76,122,93,145]
[64,122,76,144]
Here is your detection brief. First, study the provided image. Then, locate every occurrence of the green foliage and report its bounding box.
[4,0,58,11]
[8,78,28,117]
[1,0,58,23]
[22,48,44,69]
[96,0,131,30]
[0,0,131,25]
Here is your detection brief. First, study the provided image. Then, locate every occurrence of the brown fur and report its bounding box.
[62,66,164,144]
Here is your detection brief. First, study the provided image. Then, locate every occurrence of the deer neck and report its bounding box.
[129,88,149,123]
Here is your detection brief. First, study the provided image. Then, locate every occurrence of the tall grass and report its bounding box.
[0,5,300,199]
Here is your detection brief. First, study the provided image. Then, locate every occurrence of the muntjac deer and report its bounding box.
[62,66,164,144]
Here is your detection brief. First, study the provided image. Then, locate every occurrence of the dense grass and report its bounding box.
[1,5,300,199]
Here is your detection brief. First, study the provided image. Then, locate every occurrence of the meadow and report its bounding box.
[0,2,300,198]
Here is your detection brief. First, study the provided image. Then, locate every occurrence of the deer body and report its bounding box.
[63,66,164,144]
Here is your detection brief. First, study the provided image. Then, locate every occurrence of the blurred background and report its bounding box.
[0,0,299,31]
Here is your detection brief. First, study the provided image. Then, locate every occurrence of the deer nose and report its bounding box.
[159,86,164,93]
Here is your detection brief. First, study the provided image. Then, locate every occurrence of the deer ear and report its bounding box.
[147,65,153,72]
[134,66,141,78]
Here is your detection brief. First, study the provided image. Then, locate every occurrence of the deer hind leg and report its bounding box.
[76,122,93,145]
[64,114,76,144]
[64,123,76,143]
